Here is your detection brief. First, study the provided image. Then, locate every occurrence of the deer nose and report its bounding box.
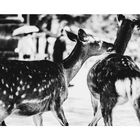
[97,41,103,50]
[102,42,114,52]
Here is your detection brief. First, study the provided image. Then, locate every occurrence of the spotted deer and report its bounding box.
[87,15,140,126]
[0,29,113,126]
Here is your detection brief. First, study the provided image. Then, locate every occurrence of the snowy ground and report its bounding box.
[5,56,140,126]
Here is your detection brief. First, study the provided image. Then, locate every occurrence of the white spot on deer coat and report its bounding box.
[28,75,32,78]
[21,94,26,98]
[26,66,29,69]
[48,81,51,86]
[27,85,30,89]
[39,89,42,92]
[3,91,6,95]
[8,105,11,108]
[20,71,23,75]
[42,80,46,83]
[33,88,37,92]
[20,80,23,85]
[15,92,19,96]
[1,79,4,84]
[5,68,8,72]
[10,87,13,92]
[9,95,13,99]
[22,86,25,90]
[5,84,9,88]
[17,87,20,91]
[51,79,54,83]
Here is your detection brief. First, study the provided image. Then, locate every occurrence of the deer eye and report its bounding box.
[95,40,100,44]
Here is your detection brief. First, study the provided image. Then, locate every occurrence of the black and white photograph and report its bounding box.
[1,0,140,139]
[0,14,140,126]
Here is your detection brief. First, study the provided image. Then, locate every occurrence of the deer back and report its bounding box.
[87,53,140,96]
[0,59,67,115]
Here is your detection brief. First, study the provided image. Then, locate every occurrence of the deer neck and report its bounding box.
[62,41,88,83]
[114,20,135,55]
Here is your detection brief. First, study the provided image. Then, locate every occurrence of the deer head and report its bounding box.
[66,29,114,58]
[63,28,114,83]
[114,14,140,55]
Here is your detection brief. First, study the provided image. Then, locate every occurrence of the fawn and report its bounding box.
[87,15,140,126]
[0,29,113,126]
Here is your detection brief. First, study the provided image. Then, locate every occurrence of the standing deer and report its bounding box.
[0,29,113,126]
[87,15,140,126]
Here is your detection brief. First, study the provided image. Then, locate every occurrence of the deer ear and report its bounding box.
[66,31,77,42]
[78,29,88,42]
[117,14,125,21]
[117,14,125,26]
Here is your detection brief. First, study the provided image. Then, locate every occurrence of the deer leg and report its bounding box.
[101,108,109,126]
[1,121,6,126]
[0,121,6,126]
[0,106,8,126]
[133,98,140,123]
[89,95,102,126]
[88,106,102,126]
[52,106,69,126]
[134,108,140,123]
[51,102,69,126]
[91,95,98,116]
[33,114,43,126]
[101,105,113,126]
[100,95,117,126]
[102,109,113,126]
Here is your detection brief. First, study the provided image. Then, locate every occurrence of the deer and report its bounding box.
[87,15,140,126]
[0,28,113,126]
